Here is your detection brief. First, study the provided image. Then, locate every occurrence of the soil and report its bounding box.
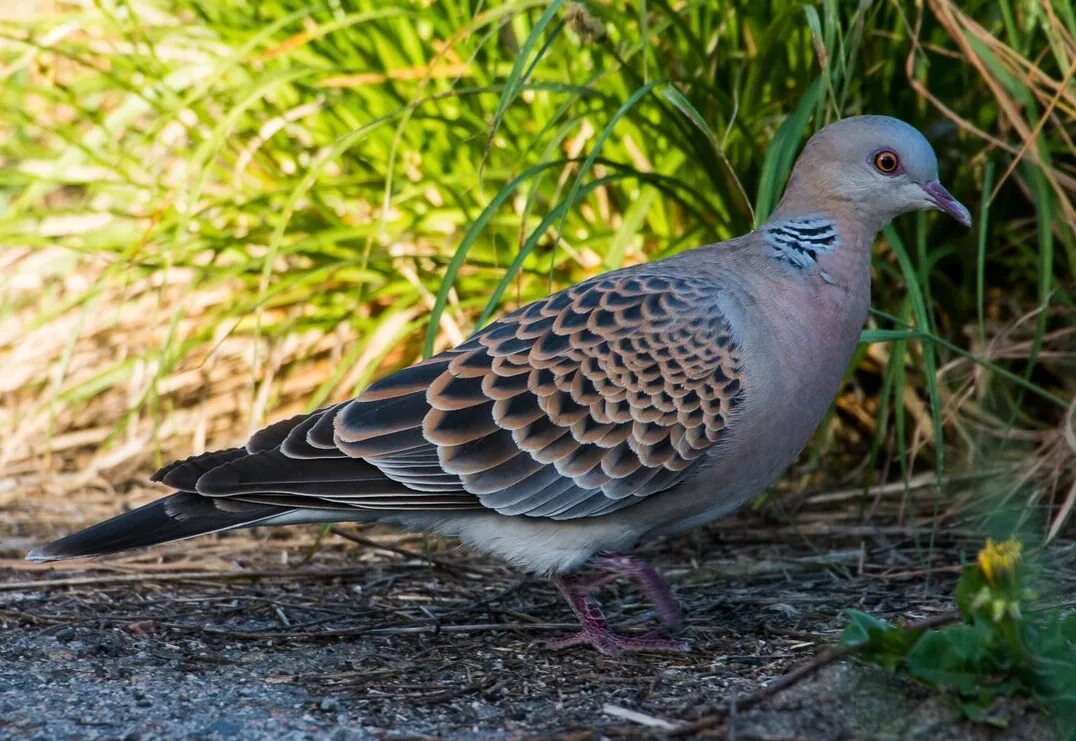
[1,507,1069,739]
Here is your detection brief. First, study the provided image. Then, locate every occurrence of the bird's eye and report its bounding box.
[873,150,900,174]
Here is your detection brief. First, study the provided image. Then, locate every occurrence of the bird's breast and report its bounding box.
[642,272,869,534]
[737,272,868,472]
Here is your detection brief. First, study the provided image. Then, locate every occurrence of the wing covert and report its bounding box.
[331,271,745,519]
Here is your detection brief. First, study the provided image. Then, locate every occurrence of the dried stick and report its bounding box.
[670,608,962,737]
[0,566,379,591]
[328,526,470,575]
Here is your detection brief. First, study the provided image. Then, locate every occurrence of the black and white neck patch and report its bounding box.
[762,218,841,270]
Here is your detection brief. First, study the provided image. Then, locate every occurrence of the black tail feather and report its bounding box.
[26,492,291,562]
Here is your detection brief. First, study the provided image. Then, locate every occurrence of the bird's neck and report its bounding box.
[759,203,882,288]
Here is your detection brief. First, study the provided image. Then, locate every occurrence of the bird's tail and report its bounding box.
[26,491,292,562]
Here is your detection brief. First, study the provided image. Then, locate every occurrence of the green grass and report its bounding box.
[0,0,1073,536]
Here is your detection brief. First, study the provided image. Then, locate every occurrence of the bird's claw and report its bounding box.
[547,628,689,656]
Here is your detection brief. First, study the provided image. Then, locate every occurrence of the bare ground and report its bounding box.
[2,498,1069,740]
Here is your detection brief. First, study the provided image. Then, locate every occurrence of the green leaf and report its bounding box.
[661,85,716,146]
[484,0,567,174]
[906,623,993,694]
[955,563,988,618]
[605,187,657,268]
[839,609,920,671]
[859,328,925,343]
[754,78,821,225]
[840,608,894,647]
[1062,613,1076,643]
[423,158,570,356]
[881,226,945,483]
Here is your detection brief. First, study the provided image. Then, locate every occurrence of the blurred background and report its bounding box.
[0,0,1073,547]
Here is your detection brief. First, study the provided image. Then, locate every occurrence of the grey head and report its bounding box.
[772,115,971,229]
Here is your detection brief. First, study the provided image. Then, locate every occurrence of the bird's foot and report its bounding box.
[549,570,689,655]
[546,627,689,656]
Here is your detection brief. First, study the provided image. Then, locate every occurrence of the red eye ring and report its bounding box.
[874,150,900,174]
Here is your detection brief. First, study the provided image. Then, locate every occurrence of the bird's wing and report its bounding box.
[167,271,745,520]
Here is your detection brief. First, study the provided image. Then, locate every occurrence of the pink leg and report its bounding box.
[590,553,683,630]
[546,553,689,655]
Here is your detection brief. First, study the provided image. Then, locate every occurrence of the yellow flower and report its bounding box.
[977,538,1022,588]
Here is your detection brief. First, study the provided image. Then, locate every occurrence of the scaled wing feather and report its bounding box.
[161,272,744,520]
[328,271,745,519]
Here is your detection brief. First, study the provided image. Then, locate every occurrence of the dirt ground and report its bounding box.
[1,501,1070,739]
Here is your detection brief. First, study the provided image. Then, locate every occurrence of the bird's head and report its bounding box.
[778,115,972,229]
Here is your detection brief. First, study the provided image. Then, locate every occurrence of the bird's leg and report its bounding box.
[546,556,689,655]
[588,552,683,630]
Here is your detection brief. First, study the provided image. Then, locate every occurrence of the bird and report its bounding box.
[29,115,972,655]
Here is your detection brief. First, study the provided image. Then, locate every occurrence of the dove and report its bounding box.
[29,115,971,654]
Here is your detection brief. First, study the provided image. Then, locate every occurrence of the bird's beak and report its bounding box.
[920,180,972,228]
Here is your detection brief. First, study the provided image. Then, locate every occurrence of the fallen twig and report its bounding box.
[863,564,965,580]
[601,704,678,731]
[328,526,477,576]
[0,566,381,591]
